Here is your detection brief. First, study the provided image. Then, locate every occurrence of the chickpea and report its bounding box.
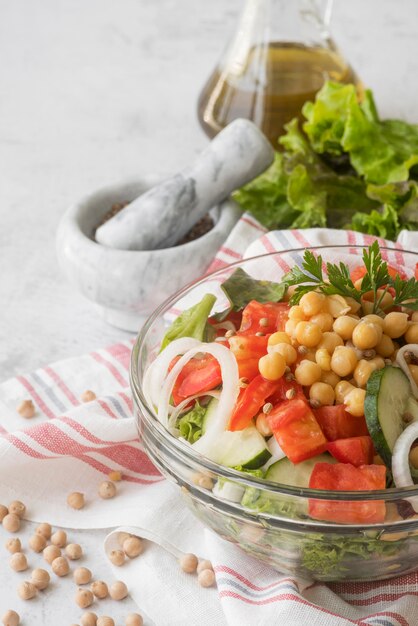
[354,359,375,388]
[67,492,85,510]
[5,538,21,554]
[125,615,143,626]
[255,414,272,437]
[368,356,385,370]
[76,588,94,609]
[352,322,380,350]
[412,312,418,323]
[81,390,96,403]
[284,319,298,338]
[310,312,334,332]
[179,553,198,573]
[108,550,125,567]
[317,332,344,354]
[80,613,98,626]
[376,333,395,358]
[197,559,213,574]
[10,553,28,572]
[98,481,117,500]
[309,382,335,406]
[66,543,83,560]
[8,502,26,519]
[409,364,418,386]
[326,295,351,318]
[97,619,114,626]
[31,568,50,590]
[43,544,61,564]
[17,581,37,600]
[51,556,70,577]
[108,470,122,482]
[383,312,409,338]
[3,514,20,533]
[320,370,340,388]
[109,580,128,600]
[0,505,8,522]
[73,567,92,585]
[91,580,108,599]
[315,348,331,371]
[17,400,35,418]
[258,352,286,381]
[198,569,216,588]
[1,610,20,626]
[123,536,143,558]
[268,342,297,365]
[29,534,47,553]
[331,346,358,377]
[300,291,326,317]
[332,315,359,340]
[335,381,355,404]
[295,321,322,348]
[288,305,307,321]
[294,360,322,386]
[345,388,366,417]
[51,529,67,547]
[268,331,291,346]
[406,324,418,344]
[35,523,52,539]
[376,289,394,310]
[345,297,361,314]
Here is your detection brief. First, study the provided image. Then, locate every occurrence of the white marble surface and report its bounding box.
[1,0,418,622]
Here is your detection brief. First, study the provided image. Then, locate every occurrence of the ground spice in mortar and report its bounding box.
[95,202,214,245]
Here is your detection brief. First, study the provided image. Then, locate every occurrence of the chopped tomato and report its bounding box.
[351,263,406,285]
[308,463,386,524]
[169,355,222,405]
[327,436,374,467]
[267,398,328,463]
[228,335,268,361]
[234,357,261,382]
[415,262,418,281]
[228,375,281,431]
[313,405,369,441]
[267,377,305,405]
[208,310,243,337]
[238,301,289,335]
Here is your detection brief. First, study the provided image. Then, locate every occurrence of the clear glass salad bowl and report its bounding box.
[130,245,418,582]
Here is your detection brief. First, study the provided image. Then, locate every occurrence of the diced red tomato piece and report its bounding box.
[169,354,222,404]
[208,310,243,337]
[267,398,328,463]
[327,436,374,467]
[415,263,418,281]
[235,357,260,382]
[266,377,305,405]
[313,405,369,441]
[308,463,386,524]
[351,263,406,285]
[238,301,289,336]
[228,375,281,431]
[228,335,268,360]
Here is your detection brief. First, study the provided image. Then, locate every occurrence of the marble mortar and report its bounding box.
[56,176,241,332]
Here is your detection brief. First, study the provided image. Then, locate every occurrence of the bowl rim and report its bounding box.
[131,243,418,503]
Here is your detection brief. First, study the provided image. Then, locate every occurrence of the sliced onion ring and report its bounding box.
[396,344,418,399]
[392,421,418,487]
[168,390,220,430]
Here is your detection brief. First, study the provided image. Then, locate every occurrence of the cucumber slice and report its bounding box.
[193,426,271,469]
[364,365,418,467]
[201,397,219,435]
[212,480,244,503]
[266,453,336,488]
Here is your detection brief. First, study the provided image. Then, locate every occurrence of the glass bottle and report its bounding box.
[197,0,361,146]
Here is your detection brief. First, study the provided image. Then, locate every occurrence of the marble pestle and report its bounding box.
[95,119,274,251]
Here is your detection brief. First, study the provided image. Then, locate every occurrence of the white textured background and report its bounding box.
[0,1,417,621]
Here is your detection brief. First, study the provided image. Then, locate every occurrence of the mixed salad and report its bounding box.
[143,242,418,527]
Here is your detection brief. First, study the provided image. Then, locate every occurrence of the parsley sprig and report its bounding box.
[283,241,418,313]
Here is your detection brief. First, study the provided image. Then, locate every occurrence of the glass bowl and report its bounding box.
[130,245,418,582]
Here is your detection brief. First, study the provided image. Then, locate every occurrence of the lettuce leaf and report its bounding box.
[160,293,216,351]
[176,400,207,443]
[220,267,286,312]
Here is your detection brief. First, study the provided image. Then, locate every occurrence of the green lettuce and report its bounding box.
[160,293,216,351]
[220,267,286,313]
[176,400,207,443]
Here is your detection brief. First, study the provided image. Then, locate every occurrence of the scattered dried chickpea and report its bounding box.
[8,502,25,519]
[179,553,198,573]
[332,315,359,341]
[300,291,326,317]
[310,312,334,332]
[74,567,92,585]
[255,413,272,437]
[268,331,291,346]
[98,481,117,500]
[294,360,321,386]
[109,580,128,600]
[0,505,8,522]
[197,559,213,574]
[108,550,125,567]
[125,615,143,626]
[198,568,216,588]
[317,332,344,354]
[335,381,355,404]
[43,544,61,564]
[406,324,418,344]
[309,382,335,407]
[17,400,35,418]
[331,346,358,377]
[96,618,114,626]
[3,514,20,533]
[10,553,27,572]
[36,523,52,539]
[29,533,47,553]
[376,333,395,358]
[258,352,286,381]
[51,556,70,577]
[345,388,366,417]
[5,538,21,554]
[66,543,83,560]
[17,581,37,600]
[108,470,122,482]
[383,312,409,338]
[31,568,50,590]
[91,580,108,599]
[315,348,331,371]
[268,342,297,365]
[80,613,98,626]
[81,390,96,403]
[51,529,67,547]
[1,609,20,626]
[320,370,340,388]
[295,321,322,348]
[67,492,85,510]
[76,588,95,609]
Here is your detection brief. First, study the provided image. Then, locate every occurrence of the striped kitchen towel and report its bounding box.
[1,216,418,626]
